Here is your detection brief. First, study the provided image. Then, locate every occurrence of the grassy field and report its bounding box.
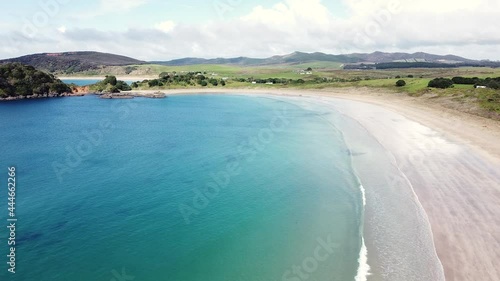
[73,64,500,117]
[76,62,500,81]
[76,62,347,80]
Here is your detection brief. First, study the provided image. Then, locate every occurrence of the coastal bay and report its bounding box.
[0,89,498,280]
[134,88,500,280]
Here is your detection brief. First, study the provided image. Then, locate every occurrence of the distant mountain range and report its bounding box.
[154,51,477,66]
[152,52,362,66]
[346,51,476,64]
[1,51,498,73]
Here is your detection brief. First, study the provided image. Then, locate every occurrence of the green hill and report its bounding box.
[156,51,361,66]
[2,51,496,75]
[0,63,71,99]
[153,51,480,67]
[0,51,146,74]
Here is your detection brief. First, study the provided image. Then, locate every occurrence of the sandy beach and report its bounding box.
[316,94,500,281]
[132,88,500,280]
[338,97,499,281]
[4,84,497,279]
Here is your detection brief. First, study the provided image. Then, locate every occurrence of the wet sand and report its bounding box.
[319,96,500,281]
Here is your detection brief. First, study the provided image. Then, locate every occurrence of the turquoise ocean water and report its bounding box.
[61,79,135,86]
[61,79,103,86]
[0,95,366,281]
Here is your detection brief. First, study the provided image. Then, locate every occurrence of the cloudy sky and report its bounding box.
[1,0,500,60]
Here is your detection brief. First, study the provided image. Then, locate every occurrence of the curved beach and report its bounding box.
[150,88,500,280]
[1,88,498,280]
[318,93,500,281]
[289,90,500,281]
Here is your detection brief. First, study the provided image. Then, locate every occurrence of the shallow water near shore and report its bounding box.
[281,96,446,281]
[0,94,371,281]
[61,79,103,86]
[61,79,135,86]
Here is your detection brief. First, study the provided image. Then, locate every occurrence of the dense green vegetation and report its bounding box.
[346,62,500,70]
[344,62,458,70]
[396,80,406,87]
[0,63,71,98]
[452,76,482,85]
[428,78,454,89]
[452,76,500,89]
[89,66,500,117]
[427,76,500,89]
[130,72,229,88]
[2,59,499,118]
[378,62,458,69]
[89,75,132,93]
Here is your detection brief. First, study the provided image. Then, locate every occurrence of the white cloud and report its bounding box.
[100,0,147,11]
[155,20,176,33]
[57,26,66,33]
[242,0,331,28]
[2,0,500,60]
[78,0,148,18]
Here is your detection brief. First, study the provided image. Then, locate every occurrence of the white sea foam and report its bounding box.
[360,183,367,207]
[355,183,370,281]
[355,238,371,281]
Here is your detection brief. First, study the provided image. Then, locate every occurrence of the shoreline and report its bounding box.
[316,96,446,280]
[143,87,500,162]
[3,87,498,279]
[278,94,445,280]
[149,88,500,280]
[292,89,498,281]
[0,92,85,101]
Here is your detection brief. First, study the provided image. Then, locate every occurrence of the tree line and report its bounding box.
[428,76,500,89]
[131,72,227,88]
[0,63,71,97]
[89,75,132,93]
[346,62,500,70]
